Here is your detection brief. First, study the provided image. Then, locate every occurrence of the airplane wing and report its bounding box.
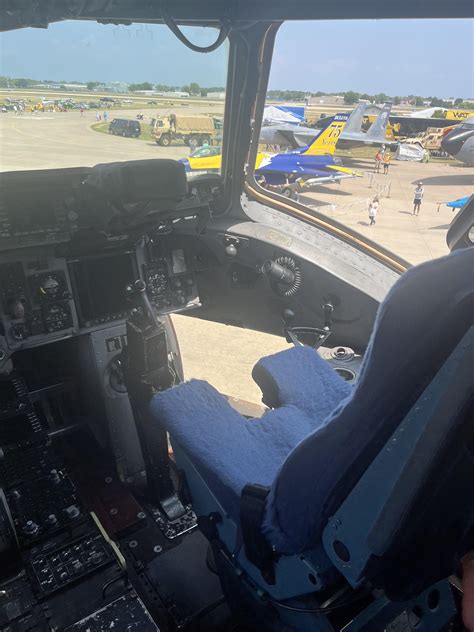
[326,165,363,177]
[256,156,361,184]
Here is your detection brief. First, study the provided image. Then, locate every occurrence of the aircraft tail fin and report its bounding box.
[366,102,392,140]
[302,113,349,155]
[340,102,367,135]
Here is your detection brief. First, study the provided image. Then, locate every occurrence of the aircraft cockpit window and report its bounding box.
[0,21,228,176]
[189,145,221,158]
[247,19,474,266]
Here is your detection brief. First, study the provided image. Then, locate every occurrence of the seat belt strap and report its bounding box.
[240,484,275,584]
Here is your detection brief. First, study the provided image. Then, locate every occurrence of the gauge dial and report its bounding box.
[30,271,69,303]
[38,274,61,299]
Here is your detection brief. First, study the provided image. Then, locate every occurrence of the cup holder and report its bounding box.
[334,367,356,382]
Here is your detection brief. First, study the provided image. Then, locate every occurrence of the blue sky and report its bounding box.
[0,19,472,97]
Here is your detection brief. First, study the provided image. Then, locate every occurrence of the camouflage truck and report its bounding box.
[151,113,218,148]
[404,126,455,152]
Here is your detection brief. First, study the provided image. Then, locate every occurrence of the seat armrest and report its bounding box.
[252,345,351,413]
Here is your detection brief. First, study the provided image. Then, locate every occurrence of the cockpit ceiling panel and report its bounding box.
[1,0,472,32]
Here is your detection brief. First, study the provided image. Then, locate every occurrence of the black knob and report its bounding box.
[225,243,237,257]
[23,520,39,536]
[134,280,147,293]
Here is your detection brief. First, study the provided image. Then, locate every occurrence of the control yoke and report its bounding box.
[282,304,333,349]
[122,280,186,521]
[128,280,157,328]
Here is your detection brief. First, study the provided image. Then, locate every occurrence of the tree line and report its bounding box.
[267,88,473,109]
[0,76,471,109]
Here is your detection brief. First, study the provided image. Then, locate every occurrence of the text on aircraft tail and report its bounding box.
[302,113,350,155]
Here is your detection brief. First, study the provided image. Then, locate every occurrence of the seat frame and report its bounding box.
[170,327,473,630]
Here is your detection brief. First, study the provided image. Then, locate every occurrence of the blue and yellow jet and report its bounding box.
[180,113,361,185]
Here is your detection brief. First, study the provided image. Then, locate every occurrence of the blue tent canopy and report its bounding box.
[276,106,305,121]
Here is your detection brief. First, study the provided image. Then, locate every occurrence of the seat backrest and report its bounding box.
[322,326,473,597]
[262,247,474,554]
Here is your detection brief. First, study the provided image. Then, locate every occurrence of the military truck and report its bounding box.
[151,113,218,147]
[404,126,454,152]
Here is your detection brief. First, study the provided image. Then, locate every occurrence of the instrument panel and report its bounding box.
[0,257,76,350]
[0,168,84,251]
[0,242,200,363]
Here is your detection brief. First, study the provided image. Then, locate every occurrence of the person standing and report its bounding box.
[413,182,424,215]
[383,151,391,174]
[103,110,108,122]
[368,196,379,225]
[374,150,382,173]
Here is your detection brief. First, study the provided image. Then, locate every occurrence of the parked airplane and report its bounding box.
[259,120,328,149]
[181,113,360,186]
[441,116,474,166]
[260,104,326,149]
[337,102,395,149]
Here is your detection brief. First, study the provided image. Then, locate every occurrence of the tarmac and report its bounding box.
[0,109,472,403]
[300,157,473,264]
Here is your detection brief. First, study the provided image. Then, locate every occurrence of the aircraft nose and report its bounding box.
[441,128,471,156]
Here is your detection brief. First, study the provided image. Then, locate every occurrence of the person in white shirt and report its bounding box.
[413,182,424,215]
[368,196,379,225]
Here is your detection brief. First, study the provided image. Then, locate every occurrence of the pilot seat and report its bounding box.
[149,247,474,631]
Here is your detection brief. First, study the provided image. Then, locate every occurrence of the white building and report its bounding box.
[106,82,129,93]
[60,83,88,91]
[156,91,190,98]
[306,95,345,106]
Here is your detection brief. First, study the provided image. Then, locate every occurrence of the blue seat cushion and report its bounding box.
[149,347,351,522]
[252,345,352,411]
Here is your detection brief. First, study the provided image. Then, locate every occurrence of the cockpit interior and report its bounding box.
[0,2,473,631]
